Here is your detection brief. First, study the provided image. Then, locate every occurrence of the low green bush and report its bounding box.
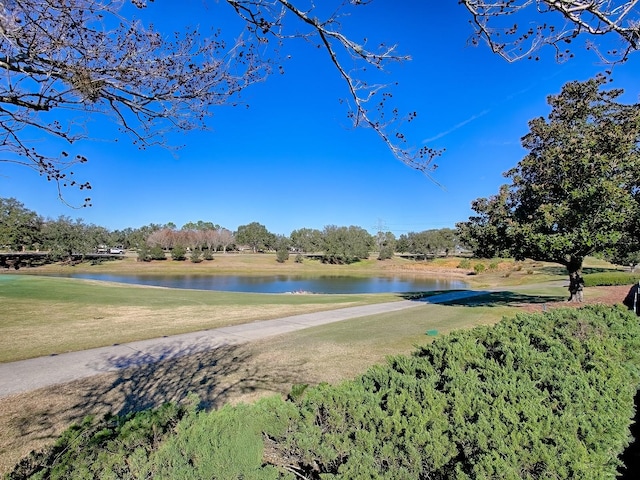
[473,262,485,274]
[584,271,640,287]
[12,306,640,479]
[190,248,203,263]
[9,403,188,479]
[457,258,471,269]
[149,246,166,260]
[171,245,186,261]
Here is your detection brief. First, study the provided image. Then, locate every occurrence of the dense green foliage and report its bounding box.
[170,245,186,261]
[11,306,640,479]
[397,228,457,257]
[0,198,42,251]
[321,225,373,264]
[236,222,276,253]
[275,235,290,263]
[584,272,640,287]
[457,76,640,277]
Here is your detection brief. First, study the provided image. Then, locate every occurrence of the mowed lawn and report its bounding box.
[0,264,574,474]
[0,275,402,363]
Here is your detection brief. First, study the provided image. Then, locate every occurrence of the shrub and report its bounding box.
[488,260,500,270]
[9,403,188,479]
[377,246,394,260]
[473,262,485,274]
[171,245,186,261]
[281,305,640,478]
[149,246,166,260]
[276,247,289,263]
[203,250,214,261]
[136,245,151,262]
[190,249,203,263]
[294,254,304,263]
[457,258,471,269]
[584,272,640,287]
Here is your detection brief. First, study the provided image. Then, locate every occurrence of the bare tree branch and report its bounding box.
[225,0,442,174]
[0,0,270,205]
[460,1,640,63]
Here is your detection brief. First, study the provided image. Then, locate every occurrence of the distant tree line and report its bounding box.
[0,197,461,265]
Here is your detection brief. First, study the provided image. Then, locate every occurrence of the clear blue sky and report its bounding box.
[3,0,639,236]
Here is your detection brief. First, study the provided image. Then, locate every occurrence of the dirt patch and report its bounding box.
[517,285,634,313]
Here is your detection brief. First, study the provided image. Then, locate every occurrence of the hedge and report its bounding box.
[584,272,640,287]
[10,306,640,479]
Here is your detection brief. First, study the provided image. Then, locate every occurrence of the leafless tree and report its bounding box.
[0,0,268,205]
[1,0,440,206]
[201,228,219,252]
[225,0,441,173]
[146,227,175,250]
[460,1,640,63]
[217,227,235,253]
[6,0,639,206]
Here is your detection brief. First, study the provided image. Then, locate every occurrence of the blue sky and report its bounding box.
[3,0,640,236]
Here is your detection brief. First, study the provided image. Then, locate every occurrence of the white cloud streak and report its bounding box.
[423,109,491,143]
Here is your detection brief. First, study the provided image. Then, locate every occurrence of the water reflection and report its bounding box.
[63,273,467,294]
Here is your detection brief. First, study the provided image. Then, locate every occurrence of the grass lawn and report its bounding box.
[0,254,616,474]
[0,275,402,362]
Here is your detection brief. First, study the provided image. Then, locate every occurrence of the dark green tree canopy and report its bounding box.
[0,197,42,251]
[235,221,275,253]
[289,227,324,253]
[322,225,373,264]
[457,75,640,275]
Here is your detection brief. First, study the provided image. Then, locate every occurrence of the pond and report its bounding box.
[56,273,468,294]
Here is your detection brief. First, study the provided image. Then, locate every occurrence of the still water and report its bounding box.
[61,274,467,294]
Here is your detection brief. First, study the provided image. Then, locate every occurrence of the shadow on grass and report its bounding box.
[81,342,305,416]
[401,290,567,307]
[2,342,305,476]
[537,265,622,276]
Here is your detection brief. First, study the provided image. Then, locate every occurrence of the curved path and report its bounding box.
[0,290,489,398]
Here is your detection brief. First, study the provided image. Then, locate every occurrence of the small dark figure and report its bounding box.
[568,272,585,302]
[623,283,640,316]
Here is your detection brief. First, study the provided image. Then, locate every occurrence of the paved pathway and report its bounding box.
[0,290,489,398]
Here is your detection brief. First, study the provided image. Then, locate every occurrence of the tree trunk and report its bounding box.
[566,256,585,302]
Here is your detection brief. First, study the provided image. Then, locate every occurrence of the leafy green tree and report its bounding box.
[42,216,93,261]
[0,197,43,251]
[235,222,274,253]
[375,231,396,260]
[289,227,324,253]
[395,234,410,254]
[181,220,220,231]
[406,229,456,257]
[322,225,373,264]
[457,76,640,281]
[275,235,290,263]
[137,244,151,262]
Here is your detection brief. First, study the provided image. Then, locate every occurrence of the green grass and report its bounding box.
[0,275,400,363]
[0,274,399,307]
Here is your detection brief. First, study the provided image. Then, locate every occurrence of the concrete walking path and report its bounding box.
[0,290,490,398]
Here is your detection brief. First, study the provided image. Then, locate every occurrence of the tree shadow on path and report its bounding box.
[1,342,305,475]
[402,291,567,308]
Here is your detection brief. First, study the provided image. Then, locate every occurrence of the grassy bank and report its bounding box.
[0,254,620,473]
[0,275,404,363]
[1,254,620,363]
[9,252,579,286]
